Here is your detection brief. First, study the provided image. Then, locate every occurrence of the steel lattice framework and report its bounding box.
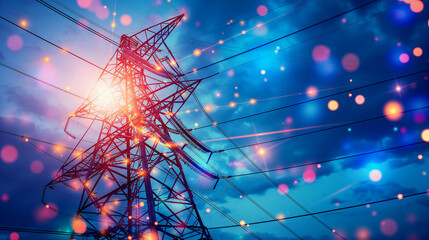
[43,14,218,240]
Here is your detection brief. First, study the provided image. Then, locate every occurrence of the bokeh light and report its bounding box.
[30,160,44,174]
[399,53,409,63]
[257,5,268,16]
[312,45,330,62]
[193,49,201,57]
[1,193,9,202]
[355,227,370,240]
[328,100,339,111]
[73,218,88,234]
[303,169,316,183]
[369,169,382,182]
[120,14,132,26]
[77,0,92,8]
[410,0,424,13]
[421,129,429,142]
[342,53,360,72]
[306,86,318,98]
[355,95,365,105]
[6,35,23,51]
[380,218,398,236]
[277,184,289,195]
[1,145,18,163]
[9,232,19,240]
[413,47,423,57]
[383,101,403,121]
[96,6,109,19]
[34,203,58,223]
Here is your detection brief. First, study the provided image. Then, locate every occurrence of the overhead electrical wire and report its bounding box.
[35,0,119,46]
[0,62,86,100]
[187,0,378,74]
[191,91,344,239]
[227,141,427,178]
[2,190,426,234]
[218,105,429,151]
[193,68,429,131]
[208,190,429,229]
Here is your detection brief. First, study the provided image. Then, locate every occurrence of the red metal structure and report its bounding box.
[42,14,217,240]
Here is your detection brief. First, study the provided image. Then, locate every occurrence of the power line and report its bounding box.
[193,68,429,130]
[0,16,110,74]
[208,190,429,229]
[188,0,378,74]
[0,226,74,236]
[219,105,429,151]
[3,191,426,234]
[49,0,121,39]
[35,0,119,46]
[0,62,86,100]
[228,141,427,178]
[190,81,341,237]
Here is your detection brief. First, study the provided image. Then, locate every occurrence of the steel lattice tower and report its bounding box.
[43,14,218,240]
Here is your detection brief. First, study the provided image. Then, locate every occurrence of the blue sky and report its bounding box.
[0,0,429,239]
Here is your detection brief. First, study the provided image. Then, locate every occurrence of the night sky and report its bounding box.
[0,0,429,239]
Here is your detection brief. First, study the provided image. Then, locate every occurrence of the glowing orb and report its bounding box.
[277,184,289,195]
[410,0,424,13]
[1,193,9,202]
[369,169,382,182]
[397,194,403,200]
[193,49,201,57]
[399,53,409,63]
[413,47,423,57]
[6,35,23,51]
[303,169,316,183]
[96,6,109,19]
[10,232,19,240]
[1,145,18,163]
[30,160,44,174]
[120,14,132,26]
[342,53,360,72]
[306,86,318,98]
[312,45,330,62]
[418,154,423,160]
[383,101,403,121]
[257,5,268,16]
[227,69,234,77]
[77,0,92,8]
[35,203,58,223]
[328,100,339,111]
[261,69,266,75]
[73,219,87,234]
[421,129,429,142]
[380,218,398,236]
[206,208,211,213]
[240,220,246,226]
[355,95,365,105]
[355,227,370,240]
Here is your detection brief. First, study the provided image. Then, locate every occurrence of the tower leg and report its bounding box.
[141,139,159,240]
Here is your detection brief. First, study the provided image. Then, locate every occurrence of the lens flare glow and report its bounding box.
[369,169,382,182]
[73,218,87,234]
[421,129,429,142]
[383,101,403,121]
[355,95,365,105]
[328,100,339,111]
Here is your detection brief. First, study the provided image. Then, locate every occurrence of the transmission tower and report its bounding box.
[43,14,219,240]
